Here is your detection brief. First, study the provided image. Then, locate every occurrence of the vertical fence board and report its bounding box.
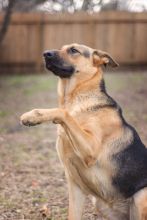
[0,12,147,73]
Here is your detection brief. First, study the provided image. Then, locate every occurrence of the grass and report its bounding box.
[1,74,57,96]
[105,71,147,92]
[0,110,8,118]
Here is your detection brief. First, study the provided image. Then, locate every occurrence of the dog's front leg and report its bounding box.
[67,177,86,220]
[20,108,99,167]
[20,108,63,126]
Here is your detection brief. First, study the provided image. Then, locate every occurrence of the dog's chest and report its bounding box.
[64,91,103,115]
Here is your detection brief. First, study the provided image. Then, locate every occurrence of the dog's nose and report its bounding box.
[43,50,54,58]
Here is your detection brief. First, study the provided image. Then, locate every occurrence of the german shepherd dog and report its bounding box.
[20,44,147,220]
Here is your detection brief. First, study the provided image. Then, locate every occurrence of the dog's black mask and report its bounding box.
[43,50,75,78]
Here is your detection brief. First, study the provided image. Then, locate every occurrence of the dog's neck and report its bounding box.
[57,68,105,107]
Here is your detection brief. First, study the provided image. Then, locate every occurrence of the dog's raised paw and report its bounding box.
[20,110,41,127]
[21,119,41,126]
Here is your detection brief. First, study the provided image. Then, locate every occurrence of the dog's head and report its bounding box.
[43,43,118,78]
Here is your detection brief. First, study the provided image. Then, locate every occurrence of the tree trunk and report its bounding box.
[0,0,16,45]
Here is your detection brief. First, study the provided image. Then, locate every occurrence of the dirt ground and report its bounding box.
[0,71,147,220]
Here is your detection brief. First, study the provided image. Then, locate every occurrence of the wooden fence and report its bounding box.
[0,12,147,73]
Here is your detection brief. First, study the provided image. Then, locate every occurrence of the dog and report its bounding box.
[20,43,147,220]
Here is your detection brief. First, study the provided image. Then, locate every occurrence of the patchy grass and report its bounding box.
[0,110,8,118]
[0,71,147,220]
[1,74,57,96]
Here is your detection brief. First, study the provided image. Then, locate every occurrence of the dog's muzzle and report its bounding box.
[43,50,75,78]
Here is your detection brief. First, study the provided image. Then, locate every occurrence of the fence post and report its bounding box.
[36,13,44,73]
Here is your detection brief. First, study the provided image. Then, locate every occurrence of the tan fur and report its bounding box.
[130,188,147,220]
[20,43,147,220]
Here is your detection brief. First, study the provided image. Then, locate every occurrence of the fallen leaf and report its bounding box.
[40,204,51,218]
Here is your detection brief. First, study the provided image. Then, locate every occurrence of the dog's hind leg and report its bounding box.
[131,188,147,220]
[93,196,130,220]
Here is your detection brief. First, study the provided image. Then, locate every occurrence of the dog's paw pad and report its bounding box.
[20,118,41,126]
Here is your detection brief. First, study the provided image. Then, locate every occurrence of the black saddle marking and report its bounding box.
[113,126,147,198]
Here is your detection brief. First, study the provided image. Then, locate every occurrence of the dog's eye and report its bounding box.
[70,47,80,54]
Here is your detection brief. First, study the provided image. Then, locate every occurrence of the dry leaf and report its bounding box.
[40,204,51,218]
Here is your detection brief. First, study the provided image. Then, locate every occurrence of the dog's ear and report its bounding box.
[93,50,119,68]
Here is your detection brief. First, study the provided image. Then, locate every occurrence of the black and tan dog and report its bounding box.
[20,43,147,220]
